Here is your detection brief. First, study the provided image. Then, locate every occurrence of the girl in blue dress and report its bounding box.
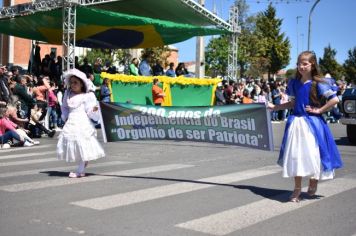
[269,51,343,202]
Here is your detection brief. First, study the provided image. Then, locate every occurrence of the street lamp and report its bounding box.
[296,16,302,55]
[307,0,321,51]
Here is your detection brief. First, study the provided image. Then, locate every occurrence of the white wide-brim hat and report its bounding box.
[63,68,89,92]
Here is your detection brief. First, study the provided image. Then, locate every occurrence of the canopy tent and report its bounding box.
[86,0,228,27]
[0,6,228,49]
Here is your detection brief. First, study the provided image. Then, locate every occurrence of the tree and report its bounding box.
[205,0,257,78]
[82,49,127,67]
[235,0,259,78]
[140,46,171,68]
[343,47,356,83]
[319,44,344,80]
[285,68,297,79]
[205,35,229,77]
[254,4,290,79]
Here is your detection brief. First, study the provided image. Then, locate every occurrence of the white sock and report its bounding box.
[77,160,86,174]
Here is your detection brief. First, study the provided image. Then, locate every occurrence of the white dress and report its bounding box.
[57,91,105,162]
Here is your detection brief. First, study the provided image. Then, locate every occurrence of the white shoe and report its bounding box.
[32,140,40,145]
[24,141,34,147]
[1,143,11,149]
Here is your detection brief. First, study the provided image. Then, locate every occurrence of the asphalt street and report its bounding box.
[0,122,355,236]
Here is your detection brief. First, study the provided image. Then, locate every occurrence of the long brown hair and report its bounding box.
[295,51,323,107]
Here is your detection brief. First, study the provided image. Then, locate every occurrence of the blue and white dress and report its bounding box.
[278,78,343,180]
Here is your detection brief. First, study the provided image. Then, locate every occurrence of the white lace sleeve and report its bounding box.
[61,90,70,122]
[85,92,100,121]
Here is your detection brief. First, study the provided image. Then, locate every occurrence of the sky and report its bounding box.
[173,0,356,70]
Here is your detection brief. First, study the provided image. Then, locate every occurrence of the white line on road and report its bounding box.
[70,165,281,210]
[0,161,132,178]
[0,164,194,192]
[0,158,58,167]
[0,144,52,153]
[175,177,356,236]
[0,151,56,160]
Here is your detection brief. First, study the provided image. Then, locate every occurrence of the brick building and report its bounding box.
[0,0,63,69]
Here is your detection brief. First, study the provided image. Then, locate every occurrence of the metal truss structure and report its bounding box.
[0,0,62,18]
[0,0,235,76]
[227,4,240,81]
[62,1,77,70]
[179,0,231,31]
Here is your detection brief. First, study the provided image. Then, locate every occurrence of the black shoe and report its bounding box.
[48,130,56,138]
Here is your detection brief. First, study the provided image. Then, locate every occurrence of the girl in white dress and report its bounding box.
[57,69,105,178]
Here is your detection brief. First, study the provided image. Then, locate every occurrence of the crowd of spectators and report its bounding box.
[215,76,350,123]
[1,53,352,149]
[0,54,105,149]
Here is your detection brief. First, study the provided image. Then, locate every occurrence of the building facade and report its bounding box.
[0,0,63,69]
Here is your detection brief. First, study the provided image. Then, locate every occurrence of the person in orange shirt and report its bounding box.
[241,89,253,104]
[152,78,165,106]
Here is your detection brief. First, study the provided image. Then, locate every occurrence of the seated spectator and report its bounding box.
[29,104,56,138]
[79,57,93,75]
[241,89,253,104]
[129,58,139,76]
[139,54,153,76]
[165,63,176,77]
[12,75,35,120]
[100,78,111,103]
[152,60,164,76]
[0,105,23,148]
[215,83,226,106]
[93,57,103,74]
[175,62,188,77]
[2,105,39,146]
[6,104,28,128]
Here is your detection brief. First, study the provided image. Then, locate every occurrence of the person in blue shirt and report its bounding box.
[100,78,111,103]
[268,51,342,202]
[138,54,152,76]
[165,62,176,77]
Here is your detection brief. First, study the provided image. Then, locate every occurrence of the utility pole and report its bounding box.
[195,0,205,78]
[308,0,321,51]
[296,16,302,56]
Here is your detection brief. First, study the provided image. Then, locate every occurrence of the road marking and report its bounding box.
[0,164,194,192]
[71,165,281,210]
[175,177,356,236]
[0,144,52,153]
[0,161,132,178]
[0,151,56,160]
[0,158,58,167]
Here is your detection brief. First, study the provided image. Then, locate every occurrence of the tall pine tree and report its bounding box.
[319,44,344,80]
[254,4,290,80]
[343,47,356,83]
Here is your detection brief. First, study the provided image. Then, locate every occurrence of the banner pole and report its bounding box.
[265,103,274,151]
[98,102,108,143]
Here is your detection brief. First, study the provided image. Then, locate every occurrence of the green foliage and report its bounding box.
[252,4,290,78]
[81,49,127,66]
[318,44,344,80]
[286,68,297,79]
[343,47,356,83]
[205,35,229,77]
[140,46,171,67]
